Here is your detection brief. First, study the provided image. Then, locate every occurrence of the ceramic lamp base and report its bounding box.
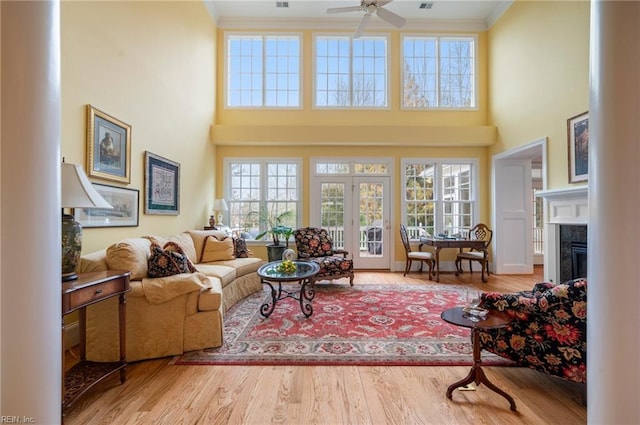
[62,213,82,282]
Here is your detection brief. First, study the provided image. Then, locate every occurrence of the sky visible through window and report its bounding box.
[226,33,475,110]
[227,35,300,107]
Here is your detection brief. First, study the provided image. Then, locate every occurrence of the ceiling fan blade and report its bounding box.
[376,6,406,28]
[327,6,362,14]
[353,12,371,39]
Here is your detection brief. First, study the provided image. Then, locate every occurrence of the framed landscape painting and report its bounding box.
[75,184,139,228]
[86,105,131,184]
[567,111,589,183]
[144,151,180,215]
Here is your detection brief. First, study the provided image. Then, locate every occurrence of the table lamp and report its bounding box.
[213,198,228,226]
[61,162,112,281]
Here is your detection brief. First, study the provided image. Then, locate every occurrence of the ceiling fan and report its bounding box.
[327,0,407,39]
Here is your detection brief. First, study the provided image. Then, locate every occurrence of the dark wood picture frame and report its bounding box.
[567,111,589,183]
[144,151,180,215]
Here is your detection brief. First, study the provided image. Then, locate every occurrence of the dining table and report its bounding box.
[419,236,489,283]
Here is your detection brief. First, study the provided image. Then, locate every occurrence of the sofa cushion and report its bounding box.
[106,238,152,280]
[186,230,231,263]
[214,257,265,278]
[148,242,197,278]
[194,263,237,287]
[140,272,211,304]
[198,277,223,311]
[200,235,235,262]
[144,233,197,264]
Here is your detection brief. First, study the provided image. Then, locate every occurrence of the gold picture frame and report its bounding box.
[86,105,131,184]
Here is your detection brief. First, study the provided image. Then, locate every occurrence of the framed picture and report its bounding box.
[567,111,589,183]
[86,105,131,184]
[144,151,180,215]
[74,184,139,228]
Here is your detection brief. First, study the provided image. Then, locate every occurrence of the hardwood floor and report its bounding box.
[64,267,587,424]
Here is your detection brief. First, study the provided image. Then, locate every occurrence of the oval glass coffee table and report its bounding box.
[441,306,517,411]
[257,260,320,318]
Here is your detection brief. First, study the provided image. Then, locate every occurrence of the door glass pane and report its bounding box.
[359,182,384,257]
[320,183,345,249]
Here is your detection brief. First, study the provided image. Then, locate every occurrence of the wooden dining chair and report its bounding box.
[455,223,492,277]
[399,224,434,280]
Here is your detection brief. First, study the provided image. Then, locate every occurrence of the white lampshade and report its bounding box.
[61,162,112,282]
[62,162,112,209]
[213,198,228,212]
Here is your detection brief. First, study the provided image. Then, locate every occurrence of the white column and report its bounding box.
[588,1,640,423]
[1,1,62,422]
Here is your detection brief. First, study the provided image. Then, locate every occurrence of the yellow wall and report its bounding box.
[488,0,590,188]
[216,145,489,263]
[213,29,495,147]
[213,27,495,262]
[61,1,217,254]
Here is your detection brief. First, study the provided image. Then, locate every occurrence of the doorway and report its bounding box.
[310,159,392,269]
[492,138,546,274]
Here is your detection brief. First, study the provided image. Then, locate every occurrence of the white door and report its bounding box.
[311,176,390,269]
[493,158,533,274]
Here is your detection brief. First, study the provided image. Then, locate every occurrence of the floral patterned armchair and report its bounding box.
[478,278,587,384]
[294,227,354,286]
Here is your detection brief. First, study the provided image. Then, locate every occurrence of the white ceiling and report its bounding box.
[206,0,513,31]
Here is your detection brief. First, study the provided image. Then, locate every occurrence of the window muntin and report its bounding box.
[402,36,476,109]
[226,34,301,108]
[315,35,388,108]
[403,159,477,240]
[226,159,301,240]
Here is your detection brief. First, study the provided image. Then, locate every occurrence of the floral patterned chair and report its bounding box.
[478,278,587,384]
[294,227,354,286]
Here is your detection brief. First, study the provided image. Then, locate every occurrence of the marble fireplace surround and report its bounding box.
[536,186,588,283]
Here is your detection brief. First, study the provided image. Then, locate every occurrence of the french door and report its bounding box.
[310,176,390,269]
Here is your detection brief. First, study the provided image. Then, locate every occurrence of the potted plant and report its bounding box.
[250,208,295,261]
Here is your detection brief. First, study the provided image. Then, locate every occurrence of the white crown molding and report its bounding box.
[486,0,513,28]
[216,16,490,32]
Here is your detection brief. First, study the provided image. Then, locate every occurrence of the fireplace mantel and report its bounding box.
[536,186,588,282]
[536,186,588,225]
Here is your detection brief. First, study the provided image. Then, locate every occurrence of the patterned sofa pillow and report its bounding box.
[148,242,197,278]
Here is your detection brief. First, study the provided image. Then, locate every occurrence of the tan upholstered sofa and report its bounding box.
[78,230,266,362]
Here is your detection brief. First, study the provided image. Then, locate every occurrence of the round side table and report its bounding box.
[441,306,517,411]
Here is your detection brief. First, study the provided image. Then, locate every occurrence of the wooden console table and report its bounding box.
[62,270,131,417]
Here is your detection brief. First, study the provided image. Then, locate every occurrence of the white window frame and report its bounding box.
[224,32,302,109]
[401,158,479,240]
[400,34,478,110]
[313,33,390,110]
[224,157,302,242]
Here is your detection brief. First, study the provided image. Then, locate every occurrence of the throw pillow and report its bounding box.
[233,237,250,258]
[200,235,235,262]
[148,242,197,278]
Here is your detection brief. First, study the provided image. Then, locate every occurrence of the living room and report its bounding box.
[2,1,639,424]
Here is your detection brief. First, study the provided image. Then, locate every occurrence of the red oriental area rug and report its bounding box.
[173,284,515,367]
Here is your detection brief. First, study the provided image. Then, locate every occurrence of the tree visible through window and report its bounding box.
[315,35,387,108]
[226,159,300,239]
[403,160,476,239]
[402,36,475,109]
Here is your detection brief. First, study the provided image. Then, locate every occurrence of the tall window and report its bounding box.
[226,34,301,108]
[225,159,301,240]
[402,36,476,109]
[402,159,477,239]
[315,35,388,108]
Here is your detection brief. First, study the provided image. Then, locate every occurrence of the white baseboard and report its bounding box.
[64,321,79,350]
